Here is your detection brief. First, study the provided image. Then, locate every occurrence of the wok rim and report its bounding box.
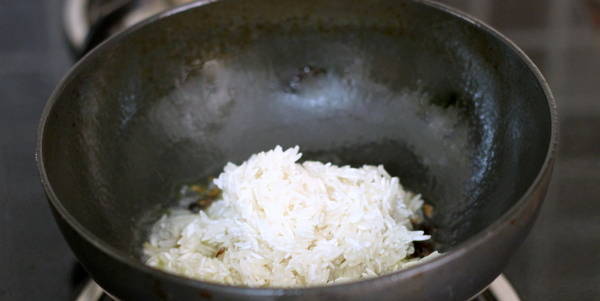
[36,0,558,296]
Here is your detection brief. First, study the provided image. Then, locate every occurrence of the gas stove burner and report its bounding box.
[63,0,195,57]
[76,274,520,301]
[75,280,114,301]
[471,275,521,301]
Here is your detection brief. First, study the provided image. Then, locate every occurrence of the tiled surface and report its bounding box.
[0,3,49,53]
[0,1,74,300]
[1,0,599,300]
[490,0,549,30]
[436,1,600,300]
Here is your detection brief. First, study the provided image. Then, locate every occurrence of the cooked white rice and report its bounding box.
[143,146,437,287]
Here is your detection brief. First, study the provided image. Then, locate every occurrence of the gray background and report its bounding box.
[0,0,598,300]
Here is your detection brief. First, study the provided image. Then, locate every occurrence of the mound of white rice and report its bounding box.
[143,146,437,287]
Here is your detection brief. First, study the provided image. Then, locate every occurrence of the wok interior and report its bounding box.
[42,0,551,261]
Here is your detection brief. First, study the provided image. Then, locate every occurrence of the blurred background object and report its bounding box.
[588,0,600,26]
[1,0,599,300]
[63,0,196,56]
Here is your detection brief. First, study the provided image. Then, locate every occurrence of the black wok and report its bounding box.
[37,0,557,300]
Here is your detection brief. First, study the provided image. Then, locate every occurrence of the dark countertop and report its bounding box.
[1,0,598,300]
